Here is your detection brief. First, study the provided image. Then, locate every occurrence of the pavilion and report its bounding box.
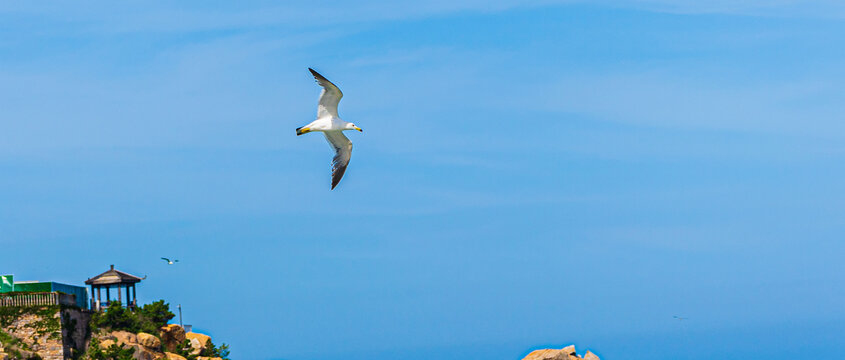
[85,265,144,311]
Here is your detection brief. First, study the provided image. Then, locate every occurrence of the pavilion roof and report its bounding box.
[85,265,144,285]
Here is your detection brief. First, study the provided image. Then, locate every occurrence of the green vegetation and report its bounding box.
[0,328,29,351]
[137,300,175,334]
[85,338,135,360]
[0,329,43,359]
[91,302,137,332]
[202,339,231,360]
[91,300,174,334]
[0,305,60,328]
[0,306,61,341]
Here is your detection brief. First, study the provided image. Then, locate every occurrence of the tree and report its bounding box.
[94,302,139,333]
[137,300,175,333]
[201,339,231,360]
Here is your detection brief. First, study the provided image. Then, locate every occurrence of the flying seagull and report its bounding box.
[161,258,178,265]
[296,68,363,190]
[673,316,688,321]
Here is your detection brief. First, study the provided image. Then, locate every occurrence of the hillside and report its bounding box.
[0,299,229,360]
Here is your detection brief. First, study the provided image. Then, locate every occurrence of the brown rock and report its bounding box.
[185,332,211,350]
[100,339,117,349]
[112,330,138,346]
[160,325,186,352]
[583,350,600,360]
[165,352,187,360]
[196,357,223,360]
[561,345,576,355]
[137,333,161,349]
[185,332,211,354]
[130,343,166,360]
[522,348,570,360]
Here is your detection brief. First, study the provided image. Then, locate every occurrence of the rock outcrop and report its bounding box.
[111,330,138,346]
[522,345,600,360]
[160,324,187,352]
[186,332,211,352]
[85,327,222,360]
[165,352,187,360]
[137,332,161,349]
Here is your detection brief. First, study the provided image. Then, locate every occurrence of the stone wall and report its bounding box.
[0,306,90,360]
[0,306,64,360]
[61,307,91,359]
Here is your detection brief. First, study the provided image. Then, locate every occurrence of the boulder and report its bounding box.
[165,352,187,360]
[188,338,203,355]
[100,339,116,349]
[137,333,161,349]
[583,351,600,360]
[185,332,211,351]
[160,325,186,352]
[130,344,166,360]
[522,349,571,360]
[112,330,138,346]
[522,345,582,360]
[196,357,223,360]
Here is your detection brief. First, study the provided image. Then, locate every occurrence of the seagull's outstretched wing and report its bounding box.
[309,68,343,118]
[161,257,170,262]
[323,131,353,190]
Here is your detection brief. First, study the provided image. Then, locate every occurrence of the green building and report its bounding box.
[0,275,89,309]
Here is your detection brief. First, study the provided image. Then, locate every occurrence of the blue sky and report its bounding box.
[2,1,845,359]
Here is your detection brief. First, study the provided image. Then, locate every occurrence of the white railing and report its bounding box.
[0,292,76,307]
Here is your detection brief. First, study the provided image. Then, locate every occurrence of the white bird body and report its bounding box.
[297,68,362,190]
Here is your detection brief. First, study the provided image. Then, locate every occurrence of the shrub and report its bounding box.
[92,302,138,333]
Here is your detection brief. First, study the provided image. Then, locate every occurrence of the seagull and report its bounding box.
[673,316,688,321]
[161,258,179,265]
[296,68,363,190]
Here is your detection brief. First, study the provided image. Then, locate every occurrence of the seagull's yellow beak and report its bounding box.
[354,126,363,132]
[296,127,311,136]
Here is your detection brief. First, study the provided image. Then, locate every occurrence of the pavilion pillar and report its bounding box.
[126,285,131,308]
[117,284,122,304]
[106,286,110,306]
[132,285,136,307]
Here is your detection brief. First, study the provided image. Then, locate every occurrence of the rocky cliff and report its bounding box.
[89,324,224,360]
[0,305,89,360]
[0,304,227,360]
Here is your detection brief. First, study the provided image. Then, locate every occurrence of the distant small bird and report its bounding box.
[673,315,688,321]
[296,68,363,190]
[161,258,179,265]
